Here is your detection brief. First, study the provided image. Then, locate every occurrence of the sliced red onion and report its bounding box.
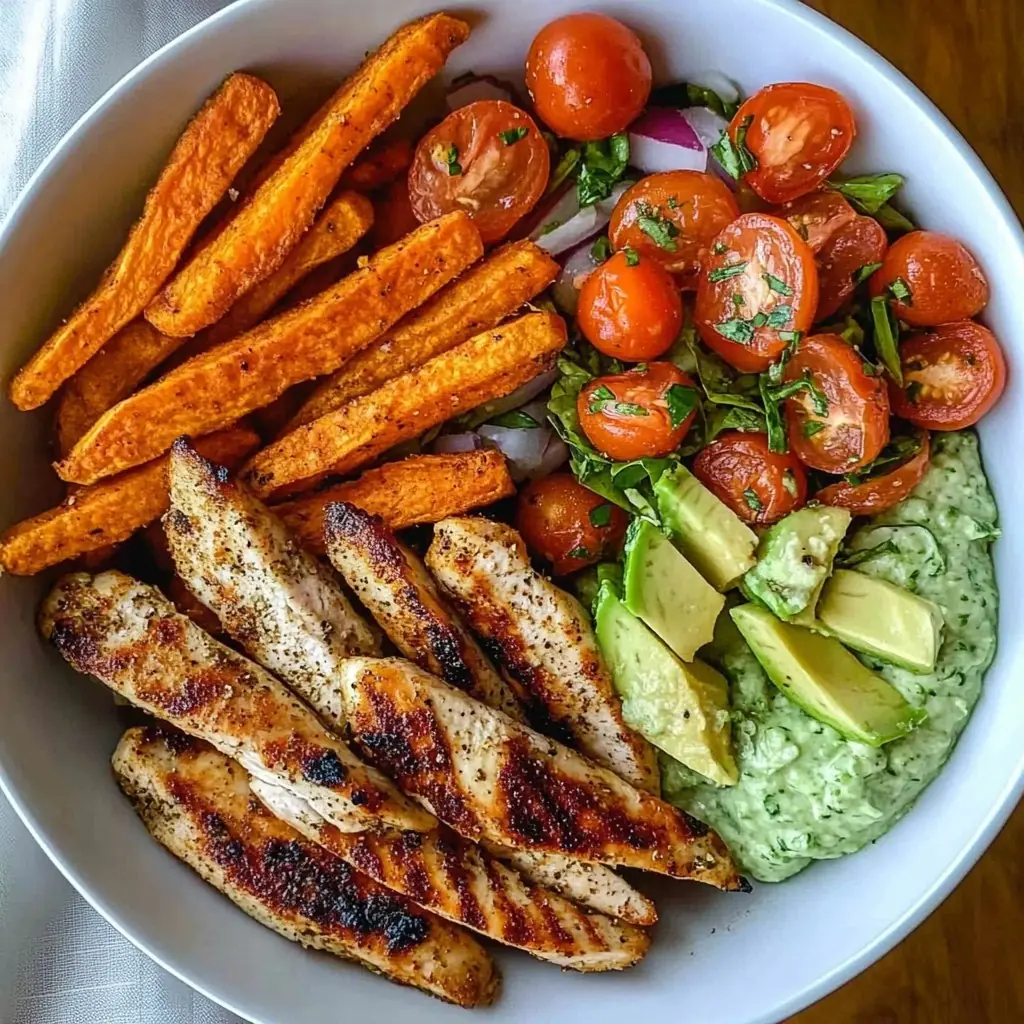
[681,106,731,151]
[553,241,600,315]
[628,107,707,174]
[458,368,559,430]
[431,432,484,454]
[445,73,518,111]
[688,70,741,107]
[477,419,568,481]
[531,181,632,256]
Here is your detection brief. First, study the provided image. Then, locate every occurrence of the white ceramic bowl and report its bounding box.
[1,1,1022,1022]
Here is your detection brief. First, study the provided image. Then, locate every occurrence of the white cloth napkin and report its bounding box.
[0,6,248,1020]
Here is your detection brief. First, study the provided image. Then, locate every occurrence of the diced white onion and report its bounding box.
[531,181,632,256]
[553,241,600,315]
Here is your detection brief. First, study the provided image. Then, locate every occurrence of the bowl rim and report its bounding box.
[1,1,1022,1022]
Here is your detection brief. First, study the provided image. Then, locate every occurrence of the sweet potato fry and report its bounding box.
[146,13,470,337]
[342,136,414,191]
[274,451,514,554]
[10,74,280,410]
[166,191,373,368]
[57,212,482,486]
[287,240,560,431]
[54,320,182,457]
[0,427,258,575]
[242,311,567,500]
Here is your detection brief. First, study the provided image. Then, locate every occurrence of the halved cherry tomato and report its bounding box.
[578,363,698,461]
[516,473,628,575]
[577,250,683,361]
[889,321,1006,430]
[779,190,856,253]
[609,171,741,282]
[783,333,890,473]
[730,83,856,203]
[408,100,549,243]
[695,213,819,373]
[692,431,807,526]
[525,13,652,141]
[869,230,989,328]
[817,432,931,515]
[815,215,889,321]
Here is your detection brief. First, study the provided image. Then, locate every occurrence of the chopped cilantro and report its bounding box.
[589,504,613,528]
[547,146,580,194]
[445,144,462,176]
[636,203,680,251]
[539,220,561,235]
[665,384,699,428]
[715,318,755,344]
[888,277,913,303]
[870,295,903,384]
[498,126,529,145]
[708,261,749,283]
[743,488,764,513]
[666,195,679,209]
[576,134,630,207]
[489,409,539,429]
[590,236,612,263]
[777,329,803,343]
[623,246,640,266]
[852,262,883,285]
[765,305,793,328]
[567,545,592,560]
[713,241,729,255]
[803,420,826,438]
[710,116,758,181]
[763,272,793,296]
[827,172,905,215]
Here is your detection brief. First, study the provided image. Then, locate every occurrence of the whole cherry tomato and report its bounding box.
[408,100,549,243]
[516,473,628,575]
[815,215,889,320]
[578,363,698,460]
[525,13,652,141]
[695,213,819,373]
[889,321,1006,430]
[609,170,741,282]
[869,230,989,328]
[692,431,807,525]
[729,83,856,203]
[783,333,890,473]
[577,249,683,361]
[817,432,931,516]
[779,190,857,253]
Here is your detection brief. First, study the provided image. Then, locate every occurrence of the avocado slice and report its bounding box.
[816,568,944,673]
[742,505,851,624]
[595,579,737,785]
[731,603,928,747]
[623,519,725,661]
[654,465,758,591]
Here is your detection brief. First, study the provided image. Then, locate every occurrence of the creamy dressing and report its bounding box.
[662,431,998,882]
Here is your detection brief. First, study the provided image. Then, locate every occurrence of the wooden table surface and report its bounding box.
[788,2,1023,1022]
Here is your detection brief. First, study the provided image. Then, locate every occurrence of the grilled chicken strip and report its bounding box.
[40,571,433,834]
[426,517,660,793]
[323,501,523,718]
[251,778,651,970]
[162,450,656,930]
[323,500,657,925]
[113,726,496,1007]
[338,657,748,890]
[164,438,379,716]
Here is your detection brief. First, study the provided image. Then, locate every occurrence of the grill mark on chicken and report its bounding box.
[251,777,652,970]
[499,737,659,853]
[112,726,497,1007]
[425,517,660,794]
[41,571,431,834]
[338,657,748,890]
[323,502,522,718]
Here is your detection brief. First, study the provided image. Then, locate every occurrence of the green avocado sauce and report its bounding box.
[662,431,999,882]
